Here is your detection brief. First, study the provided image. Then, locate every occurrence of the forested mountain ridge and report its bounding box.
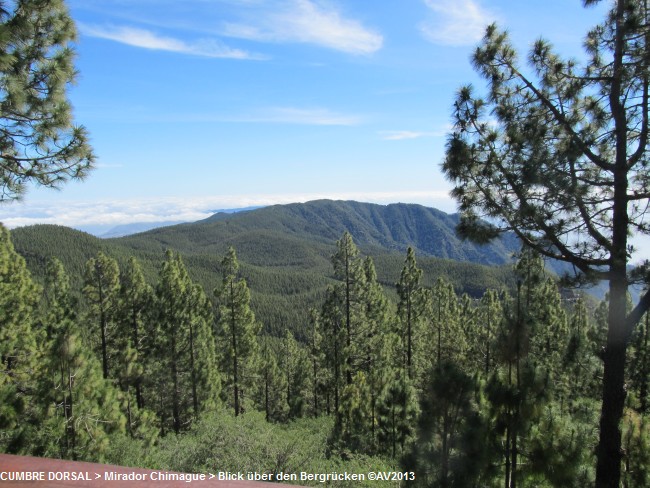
[11,200,517,338]
[196,199,520,265]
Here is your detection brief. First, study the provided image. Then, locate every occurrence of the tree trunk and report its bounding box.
[171,331,180,434]
[596,272,628,487]
[132,308,144,409]
[98,282,109,380]
[189,321,198,416]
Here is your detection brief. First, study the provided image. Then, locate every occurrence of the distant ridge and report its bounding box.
[100,221,185,238]
[11,200,520,338]
[196,199,520,265]
[93,206,265,238]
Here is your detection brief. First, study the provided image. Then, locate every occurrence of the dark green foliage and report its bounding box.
[216,246,260,417]
[336,371,373,452]
[475,288,502,377]
[621,412,650,488]
[0,224,40,452]
[83,252,120,379]
[38,258,127,461]
[410,362,489,487]
[40,316,126,461]
[155,251,219,433]
[320,285,344,418]
[146,411,396,488]
[116,257,153,410]
[376,373,418,459]
[565,296,601,401]
[0,0,94,202]
[396,247,427,381]
[282,330,309,419]
[428,277,463,371]
[527,402,598,487]
[629,312,650,413]
[255,337,286,422]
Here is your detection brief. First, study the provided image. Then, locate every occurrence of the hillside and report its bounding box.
[11,200,519,338]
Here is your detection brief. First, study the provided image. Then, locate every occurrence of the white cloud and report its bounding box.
[0,191,456,230]
[380,124,452,140]
[380,130,443,140]
[222,0,383,55]
[420,0,497,47]
[239,107,363,125]
[80,24,264,59]
[75,104,363,126]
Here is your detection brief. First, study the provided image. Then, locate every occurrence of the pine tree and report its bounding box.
[216,246,260,417]
[187,282,220,417]
[396,247,427,381]
[412,361,488,487]
[565,295,601,402]
[0,0,94,202]
[116,257,153,410]
[83,252,120,380]
[376,372,418,459]
[331,232,367,385]
[282,330,308,419]
[629,312,650,414]
[486,250,561,487]
[476,288,502,377]
[0,224,40,452]
[42,325,126,461]
[429,278,462,371]
[441,2,650,482]
[320,285,344,418]
[256,337,285,422]
[41,258,76,340]
[516,251,570,388]
[337,371,373,452]
[458,292,478,373]
[38,257,126,461]
[156,251,219,433]
[307,308,326,418]
[360,256,396,450]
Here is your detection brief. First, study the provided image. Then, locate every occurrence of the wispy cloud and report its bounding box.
[420,0,497,47]
[239,107,363,125]
[1,191,456,230]
[80,23,264,59]
[75,104,363,126]
[380,130,444,141]
[380,124,452,140]
[222,0,383,55]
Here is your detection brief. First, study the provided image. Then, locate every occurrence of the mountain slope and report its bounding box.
[122,200,520,265]
[11,200,518,338]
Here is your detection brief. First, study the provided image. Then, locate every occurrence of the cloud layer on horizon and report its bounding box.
[1,192,456,230]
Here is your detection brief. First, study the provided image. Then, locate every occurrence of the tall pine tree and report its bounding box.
[83,252,120,380]
[216,246,260,417]
[0,224,40,453]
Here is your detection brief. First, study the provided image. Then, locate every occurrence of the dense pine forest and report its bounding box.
[1,215,649,486]
[10,201,521,340]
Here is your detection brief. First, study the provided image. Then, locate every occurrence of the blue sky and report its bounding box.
[1,0,609,232]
